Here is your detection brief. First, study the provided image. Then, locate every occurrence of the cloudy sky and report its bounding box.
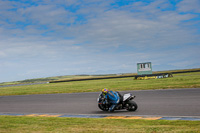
[0,0,200,82]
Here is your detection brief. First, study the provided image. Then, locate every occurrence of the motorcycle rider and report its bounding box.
[101,88,122,112]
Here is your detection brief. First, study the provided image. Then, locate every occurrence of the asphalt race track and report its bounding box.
[0,88,200,117]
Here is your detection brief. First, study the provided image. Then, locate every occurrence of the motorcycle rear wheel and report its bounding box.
[126,101,138,111]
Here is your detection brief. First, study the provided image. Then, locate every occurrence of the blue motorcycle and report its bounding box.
[97,91,138,112]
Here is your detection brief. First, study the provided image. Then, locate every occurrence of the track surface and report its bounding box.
[0,88,200,117]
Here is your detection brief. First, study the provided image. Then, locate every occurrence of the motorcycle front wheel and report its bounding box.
[126,101,138,111]
[98,104,109,111]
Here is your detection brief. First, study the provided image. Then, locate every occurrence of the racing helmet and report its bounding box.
[102,88,108,94]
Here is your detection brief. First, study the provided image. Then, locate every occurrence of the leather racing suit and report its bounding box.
[102,91,121,112]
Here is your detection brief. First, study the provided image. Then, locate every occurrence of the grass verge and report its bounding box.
[0,116,199,133]
[0,72,200,96]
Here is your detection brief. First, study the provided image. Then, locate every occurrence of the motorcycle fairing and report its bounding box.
[123,93,132,101]
[107,91,120,104]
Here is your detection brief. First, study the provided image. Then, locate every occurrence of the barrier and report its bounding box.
[135,73,173,80]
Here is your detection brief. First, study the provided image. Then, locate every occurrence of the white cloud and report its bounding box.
[0,0,199,82]
[177,0,200,13]
[19,5,74,25]
[72,7,199,52]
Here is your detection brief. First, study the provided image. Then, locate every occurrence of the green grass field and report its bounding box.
[0,72,200,96]
[0,116,200,133]
[0,71,200,132]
